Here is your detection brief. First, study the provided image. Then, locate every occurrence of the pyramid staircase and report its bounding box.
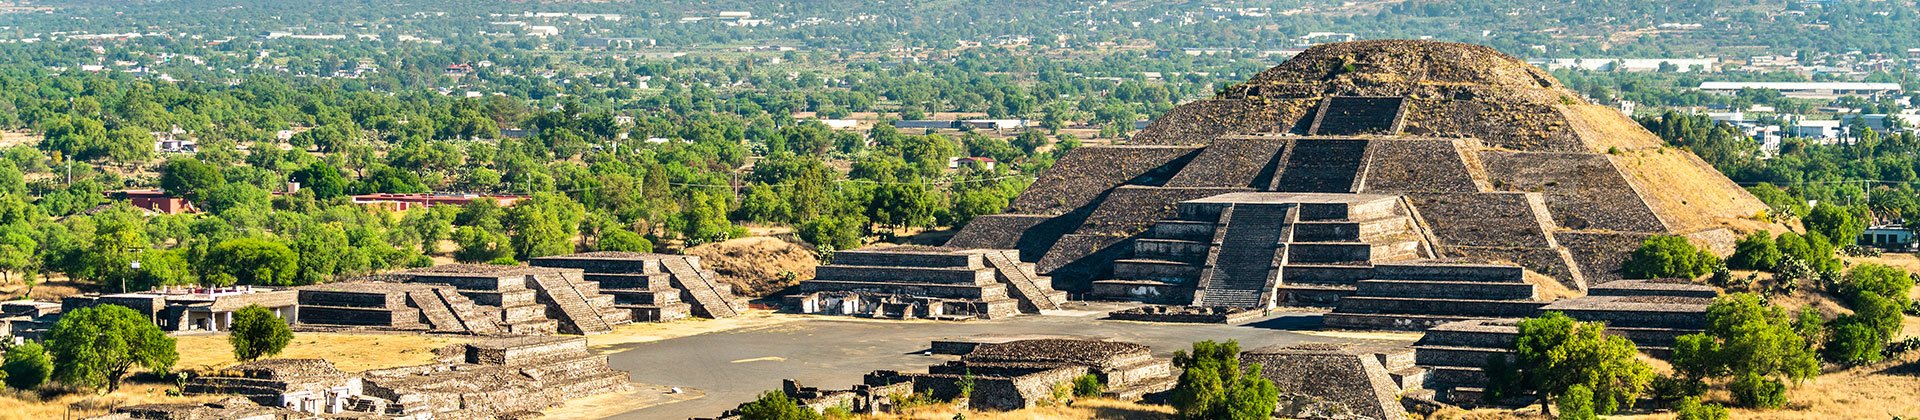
[1272,138,1372,193]
[661,256,743,318]
[1192,204,1291,307]
[526,273,627,335]
[436,288,499,335]
[1307,96,1407,136]
[984,250,1066,311]
[1099,192,1429,308]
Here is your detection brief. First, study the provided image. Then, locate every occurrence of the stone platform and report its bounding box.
[785,247,1066,320]
[530,251,747,320]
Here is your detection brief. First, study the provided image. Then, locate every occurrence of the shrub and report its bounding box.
[1649,374,1706,404]
[1841,263,1915,307]
[1171,340,1279,420]
[1823,319,1885,366]
[738,390,822,420]
[2,342,52,390]
[1675,397,1731,420]
[1623,235,1719,279]
[1072,373,1103,397]
[1729,372,1787,409]
[1727,232,1782,271]
[1556,384,1597,420]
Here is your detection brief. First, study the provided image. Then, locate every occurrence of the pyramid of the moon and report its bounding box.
[947,40,1773,309]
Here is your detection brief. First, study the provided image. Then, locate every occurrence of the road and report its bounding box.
[598,304,1413,419]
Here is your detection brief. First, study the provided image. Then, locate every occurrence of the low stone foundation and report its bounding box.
[1106,305,1265,324]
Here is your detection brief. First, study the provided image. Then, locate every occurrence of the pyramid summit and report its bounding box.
[948,40,1773,315]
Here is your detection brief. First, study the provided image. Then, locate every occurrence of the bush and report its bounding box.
[1841,263,1915,307]
[1623,235,1719,279]
[1727,232,1782,271]
[2,342,52,390]
[1489,312,1653,415]
[1729,373,1787,409]
[1556,384,1597,420]
[1823,319,1886,366]
[1675,397,1731,420]
[1171,340,1279,420]
[1072,373,1103,397]
[738,390,822,420]
[1650,374,1706,404]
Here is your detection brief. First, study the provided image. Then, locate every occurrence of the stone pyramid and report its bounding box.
[948,40,1771,306]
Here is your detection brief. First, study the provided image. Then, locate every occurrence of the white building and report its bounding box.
[1698,82,1902,99]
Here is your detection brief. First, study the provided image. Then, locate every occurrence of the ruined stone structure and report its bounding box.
[1411,279,1715,404]
[380,264,634,334]
[1105,304,1265,324]
[181,336,629,418]
[1240,344,1421,420]
[0,300,59,340]
[60,286,297,333]
[91,397,284,420]
[529,251,747,321]
[293,281,510,335]
[945,40,1771,313]
[785,247,1066,320]
[712,339,1176,418]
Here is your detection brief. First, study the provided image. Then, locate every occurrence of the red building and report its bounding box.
[105,189,197,214]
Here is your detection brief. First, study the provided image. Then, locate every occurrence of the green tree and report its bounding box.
[452,226,513,263]
[1670,294,1819,407]
[1840,263,1915,307]
[201,238,299,286]
[1489,312,1654,416]
[2,341,52,390]
[158,158,224,201]
[290,161,348,199]
[1804,202,1868,246]
[228,304,292,362]
[1170,340,1279,420]
[46,304,178,392]
[737,390,822,420]
[1557,384,1597,420]
[1622,235,1719,279]
[596,228,653,252]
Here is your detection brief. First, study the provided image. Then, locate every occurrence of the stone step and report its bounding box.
[582,273,676,290]
[406,290,462,332]
[1372,264,1524,283]
[1424,366,1487,389]
[1603,326,1704,348]
[986,251,1063,312]
[1290,217,1413,242]
[1334,296,1546,318]
[1130,239,1210,264]
[1413,345,1513,368]
[1273,139,1370,193]
[1281,263,1374,285]
[1353,279,1538,300]
[1112,259,1202,282]
[600,288,683,305]
[529,275,613,334]
[1321,312,1482,331]
[798,279,1011,300]
[662,256,742,318]
[1146,220,1218,241]
[1274,284,1353,306]
[1389,366,1427,391]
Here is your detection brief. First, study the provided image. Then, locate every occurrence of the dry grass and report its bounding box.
[685,236,818,298]
[1608,148,1779,236]
[0,383,219,420]
[0,278,90,301]
[173,331,467,374]
[878,398,1176,420]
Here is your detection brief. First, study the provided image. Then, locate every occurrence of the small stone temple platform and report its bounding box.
[785,247,1066,320]
[529,251,747,321]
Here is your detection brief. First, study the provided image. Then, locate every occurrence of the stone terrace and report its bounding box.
[786,247,1066,320]
[1411,280,1715,405]
[385,264,634,334]
[1239,343,1417,420]
[530,251,747,321]
[293,281,505,335]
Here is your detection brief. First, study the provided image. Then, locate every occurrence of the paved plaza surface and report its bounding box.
[600,303,1415,419]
